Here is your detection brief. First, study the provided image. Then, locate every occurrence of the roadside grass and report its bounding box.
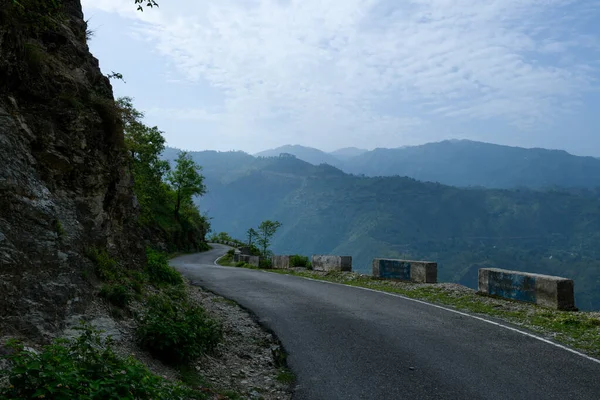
[217,254,235,266]
[231,265,600,359]
[276,369,295,385]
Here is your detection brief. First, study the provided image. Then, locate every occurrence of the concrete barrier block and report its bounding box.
[272,255,290,269]
[248,256,260,267]
[311,255,352,272]
[372,259,437,283]
[478,268,576,311]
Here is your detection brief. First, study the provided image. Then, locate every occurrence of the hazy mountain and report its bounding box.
[344,140,600,189]
[329,147,368,161]
[249,140,600,189]
[254,145,343,168]
[164,151,600,310]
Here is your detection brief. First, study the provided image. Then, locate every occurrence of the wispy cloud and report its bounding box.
[83,0,600,150]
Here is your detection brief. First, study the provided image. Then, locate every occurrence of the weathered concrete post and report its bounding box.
[311,256,352,272]
[372,259,437,283]
[478,268,576,310]
[272,255,291,269]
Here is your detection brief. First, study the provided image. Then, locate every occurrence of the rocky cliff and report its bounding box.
[0,0,143,340]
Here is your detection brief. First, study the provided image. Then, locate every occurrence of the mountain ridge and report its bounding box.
[248,140,600,189]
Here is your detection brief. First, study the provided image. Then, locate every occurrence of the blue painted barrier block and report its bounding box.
[372,258,437,283]
[487,270,536,303]
[478,268,576,310]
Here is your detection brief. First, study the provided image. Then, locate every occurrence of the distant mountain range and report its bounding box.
[254,140,600,189]
[161,142,600,310]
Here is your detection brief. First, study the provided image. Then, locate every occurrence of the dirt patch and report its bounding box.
[188,283,293,400]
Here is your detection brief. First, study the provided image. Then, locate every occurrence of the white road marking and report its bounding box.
[200,253,600,365]
[296,275,600,365]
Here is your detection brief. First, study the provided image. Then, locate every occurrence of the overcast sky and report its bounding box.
[81,0,600,156]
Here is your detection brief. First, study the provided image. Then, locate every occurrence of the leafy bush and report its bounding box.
[136,294,222,365]
[0,324,204,400]
[146,248,183,286]
[235,261,247,268]
[259,258,272,269]
[226,249,236,257]
[99,284,132,308]
[86,248,120,282]
[290,255,311,268]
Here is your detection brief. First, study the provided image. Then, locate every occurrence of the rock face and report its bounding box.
[0,0,143,339]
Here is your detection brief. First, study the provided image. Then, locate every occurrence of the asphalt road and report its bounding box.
[172,244,600,400]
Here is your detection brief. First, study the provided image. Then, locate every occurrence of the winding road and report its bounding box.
[171,244,600,400]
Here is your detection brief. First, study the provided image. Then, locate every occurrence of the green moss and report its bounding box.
[53,219,65,238]
[23,42,47,72]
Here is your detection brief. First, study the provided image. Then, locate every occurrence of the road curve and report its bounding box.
[171,245,600,400]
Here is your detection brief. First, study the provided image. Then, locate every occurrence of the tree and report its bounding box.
[256,220,282,257]
[246,228,257,246]
[117,97,170,221]
[135,0,159,11]
[167,151,207,219]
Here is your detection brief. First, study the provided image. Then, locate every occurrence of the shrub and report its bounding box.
[290,255,310,268]
[146,248,183,286]
[259,258,272,269]
[136,294,222,365]
[0,324,203,400]
[235,261,247,268]
[86,248,120,282]
[99,284,132,308]
[226,249,235,257]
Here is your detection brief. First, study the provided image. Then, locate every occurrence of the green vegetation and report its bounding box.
[167,151,206,220]
[276,369,295,385]
[7,0,66,39]
[136,293,222,365]
[290,255,311,269]
[117,97,210,253]
[262,268,600,358]
[0,324,206,400]
[87,248,223,367]
[53,219,65,238]
[80,247,229,396]
[99,284,132,308]
[23,42,46,72]
[246,228,258,246]
[256,220,282,257]
[146,248,184,286]
[135,0,159,11]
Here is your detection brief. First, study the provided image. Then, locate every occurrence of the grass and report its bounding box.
[217,254,235,266]
[276,369,295,385]
[233,266,600,359]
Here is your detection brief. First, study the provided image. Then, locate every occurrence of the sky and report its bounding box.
[81,0,600,156]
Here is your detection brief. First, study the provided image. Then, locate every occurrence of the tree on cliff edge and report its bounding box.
[167,151,206,220]
[256,220,282,258]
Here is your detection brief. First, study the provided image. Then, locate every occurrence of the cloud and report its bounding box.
[83,0,600,150]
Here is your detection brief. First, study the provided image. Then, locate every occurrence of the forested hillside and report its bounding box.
[164,151,600,310]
